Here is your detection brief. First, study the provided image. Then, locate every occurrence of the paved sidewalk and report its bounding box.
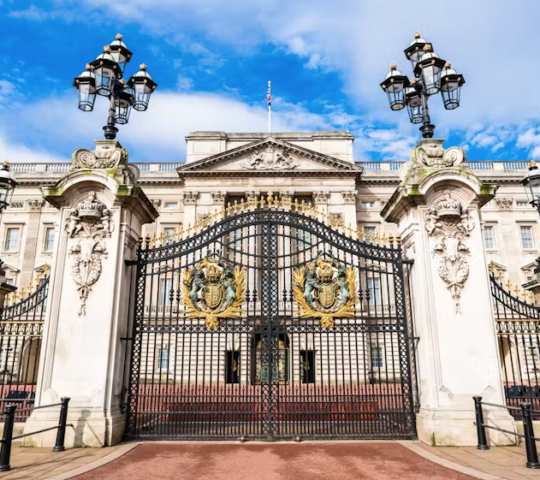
[75,442,478,480]
[420,443,540,480]
[0,440,538,479]
[0,443,122,480]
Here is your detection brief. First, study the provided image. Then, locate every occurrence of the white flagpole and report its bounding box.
[268,80,272,134]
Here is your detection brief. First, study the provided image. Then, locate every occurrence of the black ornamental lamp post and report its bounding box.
[73,34,158,140]
[380,32,465,139]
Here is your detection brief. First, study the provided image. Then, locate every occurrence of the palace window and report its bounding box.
[521,226,535,249]
[482,226,496,250]
[225,351,240,384]
[517,201,529,208]
[253,335,289,385]
[367,277,382,304]
[157,348,169,371]
[164,202,177,209]
[363,226,376,243]
[371,345,384,369]
[4,228,20,252]
[300,350,315,384]
[44,227,56,252]
[362,201,375,208]
[159,278,174,306]
[163,227,175,244]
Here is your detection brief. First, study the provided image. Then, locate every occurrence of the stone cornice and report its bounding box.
[178,137,360,173]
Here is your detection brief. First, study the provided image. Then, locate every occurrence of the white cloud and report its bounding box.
[0,132,65,163]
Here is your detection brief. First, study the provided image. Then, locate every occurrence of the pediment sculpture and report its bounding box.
[65,192,114,315]
[240,145,300,170]
[425,190,474,313]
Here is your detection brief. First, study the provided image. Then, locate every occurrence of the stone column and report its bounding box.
[382,139,515,446]
[20,200,45,285]
[23,140,158,447]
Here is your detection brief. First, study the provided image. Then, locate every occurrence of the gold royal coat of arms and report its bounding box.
[293,254,358,330]
[181,254,246,330]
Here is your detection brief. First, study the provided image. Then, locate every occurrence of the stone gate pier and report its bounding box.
[22,140,157,447]
[382,139,515,446]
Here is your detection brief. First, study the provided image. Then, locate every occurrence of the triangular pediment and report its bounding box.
[178,138,360,175]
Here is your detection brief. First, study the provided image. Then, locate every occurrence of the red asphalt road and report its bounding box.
[75,442,477,480]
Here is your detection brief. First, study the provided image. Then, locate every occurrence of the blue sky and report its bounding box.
[1,0,540,163]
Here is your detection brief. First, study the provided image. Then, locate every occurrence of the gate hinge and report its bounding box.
[120,337,133,341]
[125,259,137,266]
[402,259,414,265]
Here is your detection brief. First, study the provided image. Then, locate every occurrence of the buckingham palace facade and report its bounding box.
[2,130,536,292]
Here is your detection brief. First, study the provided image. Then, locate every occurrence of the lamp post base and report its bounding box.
[103,125,119,140]
[420,124,435,139]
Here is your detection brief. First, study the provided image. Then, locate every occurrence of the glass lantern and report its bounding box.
[380,64,410,111]
[114,82,135,125]
[440,63,465,110]
[522,162,540,208]
[403,32,428,71]
[413,45,446,96]
[404,82,423,124]
[89,46,121,96]
[108,34,133,73]
[0,162,18,213]
[73,64,97,112]
[128,64,158,112]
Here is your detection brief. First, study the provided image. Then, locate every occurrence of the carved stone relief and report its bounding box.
[313,192,329,205]
[425,190,475,313]
[494,197,513,209]
[211,192,227,205]
[183,191,199,205]
[411,139,466,169]
[27,199,45,212]
[341,192,356,205]
[72,142,128,170]
[65,192,114,316]
[240,144,300,170]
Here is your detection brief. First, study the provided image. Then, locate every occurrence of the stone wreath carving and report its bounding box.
[65,192,114,315]
[240,145,299,170]
[425,190,475,313]
[72,144,128,170]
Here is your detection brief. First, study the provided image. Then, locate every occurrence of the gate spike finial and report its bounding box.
[381,233,387,246]
[388,233,394,246]
[145,233,151,248]
[396,234,402,244]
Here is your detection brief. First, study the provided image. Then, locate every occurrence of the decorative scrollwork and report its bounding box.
[293,253,358,329]
[66,192,114,316]
[181,253,246,330]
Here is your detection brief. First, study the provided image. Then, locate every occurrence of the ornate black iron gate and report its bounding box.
[126,198,416,440]
[490,266,540,417]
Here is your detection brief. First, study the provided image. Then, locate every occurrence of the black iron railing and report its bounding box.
[490,273,540,418]
[0,275,49,422]
[0,397,70,472]
[474,396,540,469]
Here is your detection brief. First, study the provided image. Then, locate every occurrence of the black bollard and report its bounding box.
[0,405,17,471]
[520,402,540,469]
[473,396,489,450]
[54,397,70,452]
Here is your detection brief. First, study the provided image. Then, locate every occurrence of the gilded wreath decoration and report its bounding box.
[181,254,246,330]
[293,254,358,329]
